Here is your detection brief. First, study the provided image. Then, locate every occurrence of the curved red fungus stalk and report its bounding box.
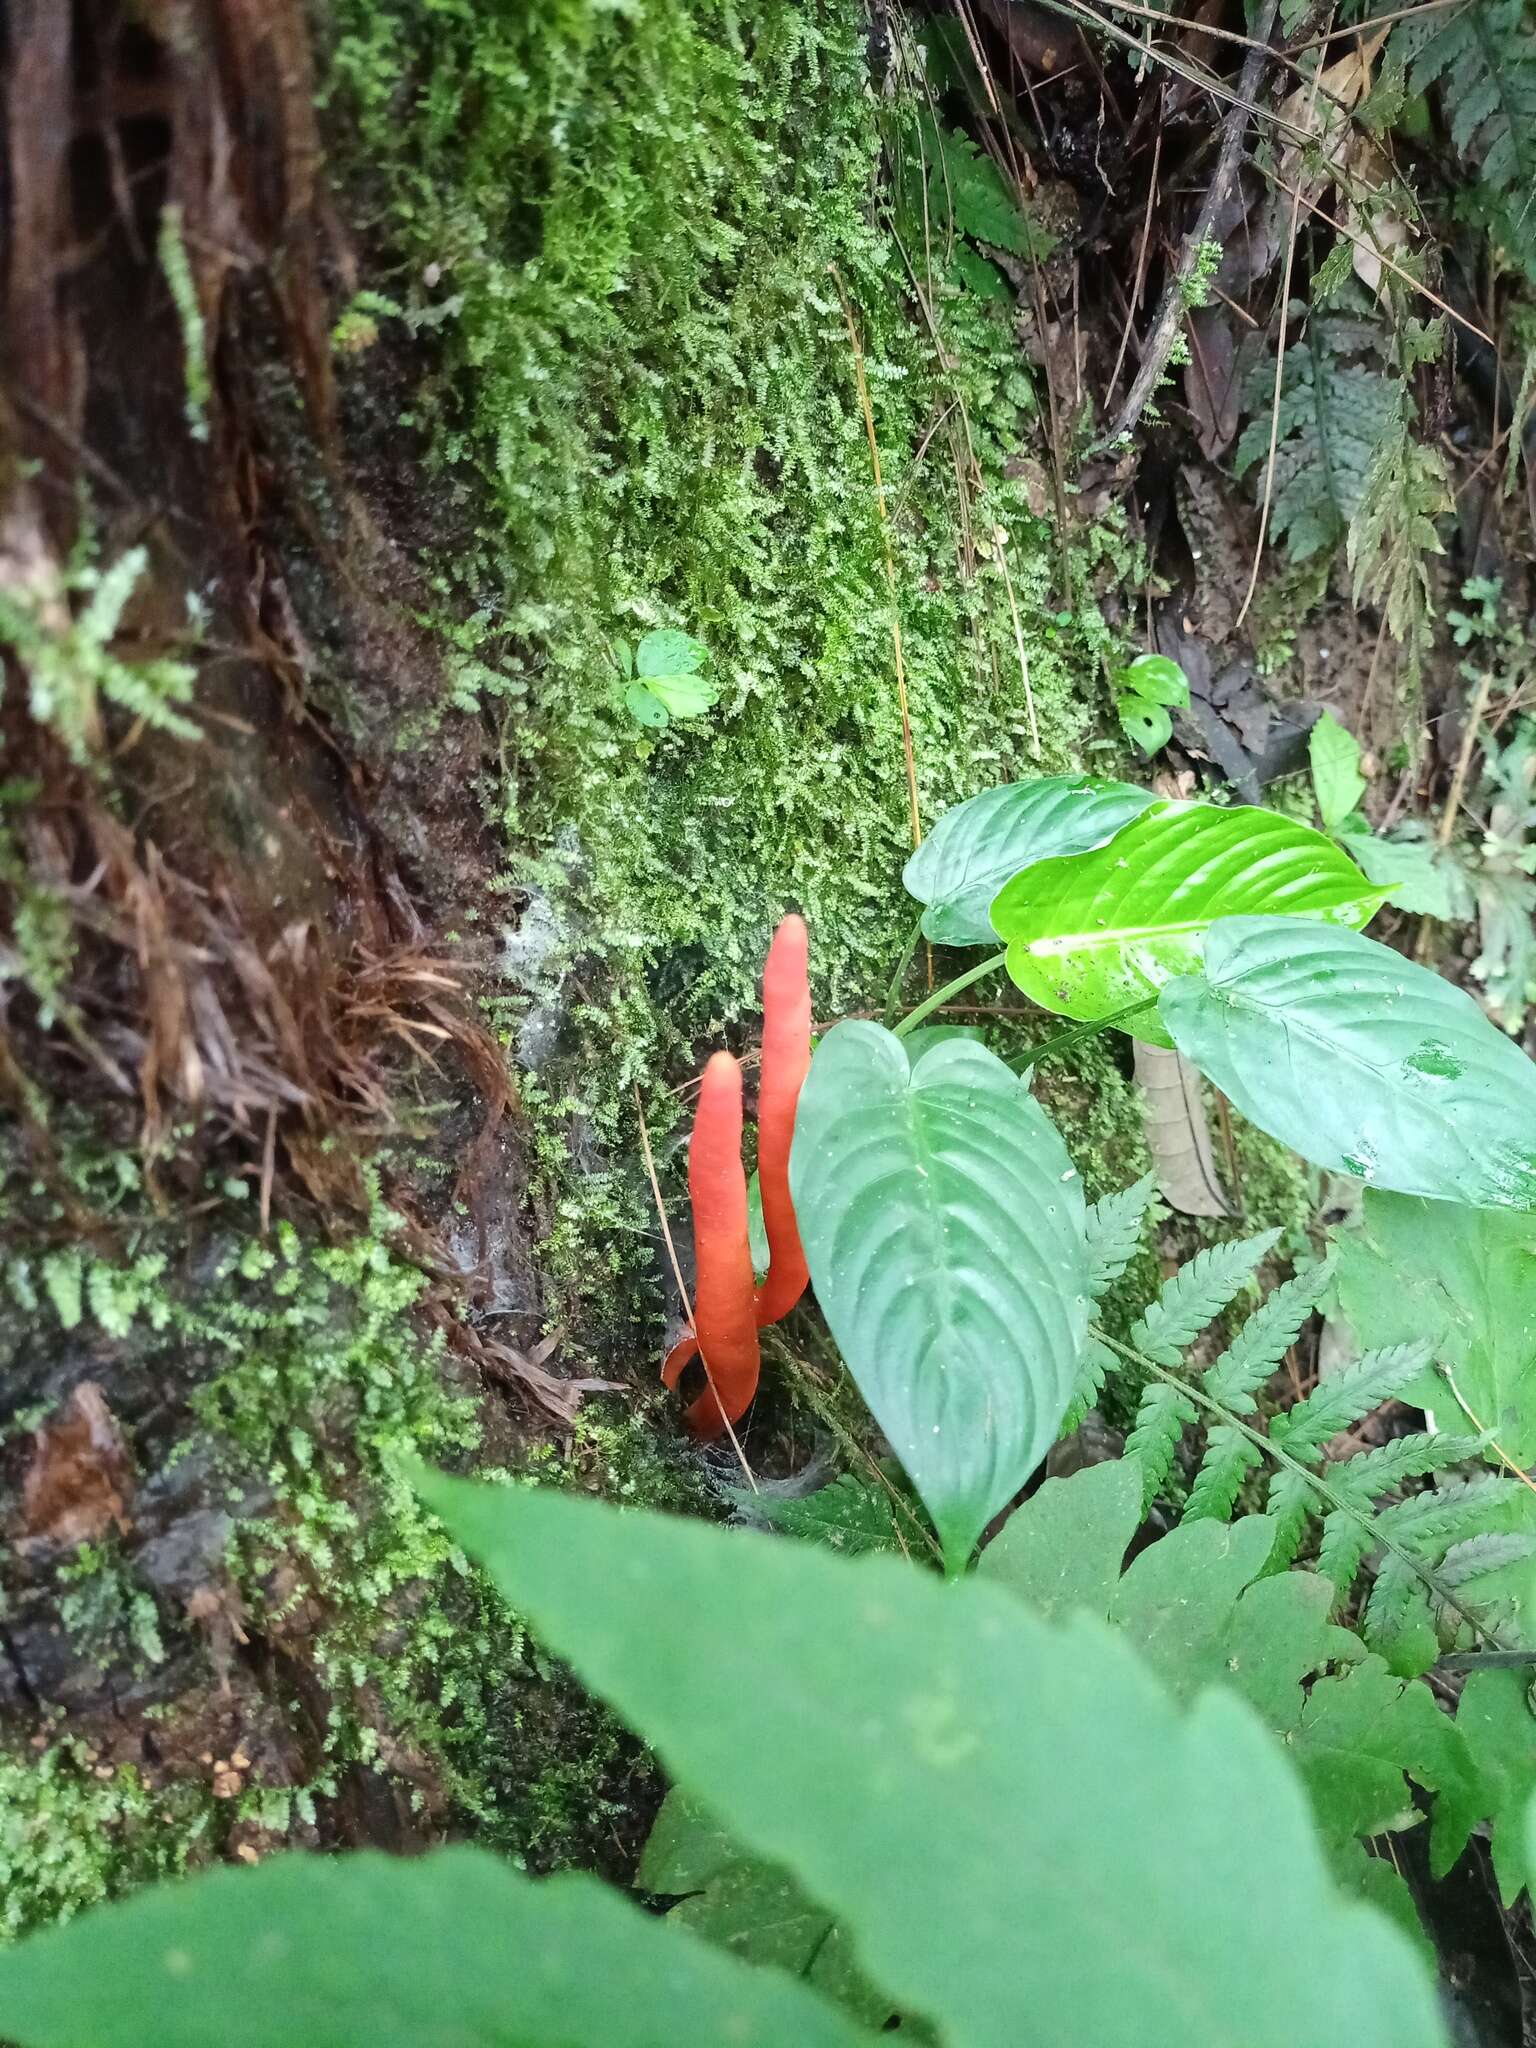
[673,1051,760,1439]
[660,917,813,1435]
[753,913,811,1328]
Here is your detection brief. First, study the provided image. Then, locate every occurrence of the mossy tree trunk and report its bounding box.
[0,0,1217,1943]
[0,0,594,1933]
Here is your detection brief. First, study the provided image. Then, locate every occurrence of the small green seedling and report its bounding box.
[1112,654,1189,755]
[615,629,716,729]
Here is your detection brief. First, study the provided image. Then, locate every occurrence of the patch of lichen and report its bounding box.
[0,1742,213,1941]
[320,0,1139,1353]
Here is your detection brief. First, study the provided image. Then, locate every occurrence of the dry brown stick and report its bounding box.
[1105,124,1164,415]
[1233,60,1313,634]
[1096,0,1280,452]
[1438,668,1494,846]
[1264,169,1495,348]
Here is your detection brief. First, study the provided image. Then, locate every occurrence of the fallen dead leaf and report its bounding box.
[19,1382,135,1550]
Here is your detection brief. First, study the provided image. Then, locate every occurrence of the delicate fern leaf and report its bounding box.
[1274,1343,1433,1455]
[1375,1473,1522,1547]
[1203,1260,1330,1412]
[1265,1466,1320,1572]
[1398,0,1536,199]
[1327,1432,1486,1510]
[1362,1549,1433,1669]
[1438,1530,1536,1589]
[1084,1174,1158,1298]
[1126,1380,1197,1510]
[1060,1335,1116,1436]
[1316,1511,1374,1604]
[1130,1229,1280,1366]
[1182,1424,1262,1525]
[1347,411,1449,687]
[1236,315,1400,563]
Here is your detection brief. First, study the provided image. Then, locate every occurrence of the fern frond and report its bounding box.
[1126,1380,1197,1508]
[1315,1512,1374,1604]
[1364,1475,1528,1658]
[1084,1174,1158,1297]
[1265,1466,1320,1573]
[1398,0,1536,199]
[1347,410,1449,686]
[1130,1229,1280,1366]
[1060,1335,1115,1435]
[1375,1473,1521,1546]
[1183,1423,1263,1524]
[1203,1259,1330,1412]
[1273,1343,1432,1455]
[1438,1531,1536,1588]
[1236,313,1400,563]
[1362,1549,1429,1666]
[1327,1432,1486,1509]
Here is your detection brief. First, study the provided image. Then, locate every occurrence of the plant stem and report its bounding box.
[1014,997,1157,1071]
[882,912,926,1028]
[892,951,1007,1039]
[1093,1326,1512,1651]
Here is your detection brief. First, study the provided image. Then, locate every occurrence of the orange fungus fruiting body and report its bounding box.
[680,1052,760,1439]
[754,914,812,1329]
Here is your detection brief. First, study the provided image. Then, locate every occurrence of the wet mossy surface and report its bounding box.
[0,0,1317,1935]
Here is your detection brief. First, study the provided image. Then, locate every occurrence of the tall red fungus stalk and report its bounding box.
[662,916,812,1438]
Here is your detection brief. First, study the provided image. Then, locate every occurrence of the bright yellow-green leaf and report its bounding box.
[992,803,1382,1046]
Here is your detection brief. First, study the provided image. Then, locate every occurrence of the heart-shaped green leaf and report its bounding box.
[643,672,717,717]
[1160,917,1536,1210]
[625,681,671,728]
[635,628,707,679]
[1119,700,1173,754]
[789,1021,1089,1571]
[1117,653,1190,707]
[992,801,1383,1048]
[902,776,1157,945]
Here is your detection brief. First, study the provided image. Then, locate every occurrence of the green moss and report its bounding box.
[321,0,1140,1344]
[0,1742,212,1941]
[56,1543,165,1674]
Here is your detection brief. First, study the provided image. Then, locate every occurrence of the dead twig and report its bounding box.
[1096,0,1280,451]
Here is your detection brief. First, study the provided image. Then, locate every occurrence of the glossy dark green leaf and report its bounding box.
[993,804,1382,1047]
[0,1845,868,2048]
[1335,1191,1536,1460]
[901,776,1156,945]
[1161,918,1536,1210]
[789,1021,1089,1571]
[420,1472,1448,2048]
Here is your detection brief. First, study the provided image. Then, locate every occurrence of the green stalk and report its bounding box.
[881,912,926,1028]
[891,950,1008,1040]
[1013,997,1157,1072]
